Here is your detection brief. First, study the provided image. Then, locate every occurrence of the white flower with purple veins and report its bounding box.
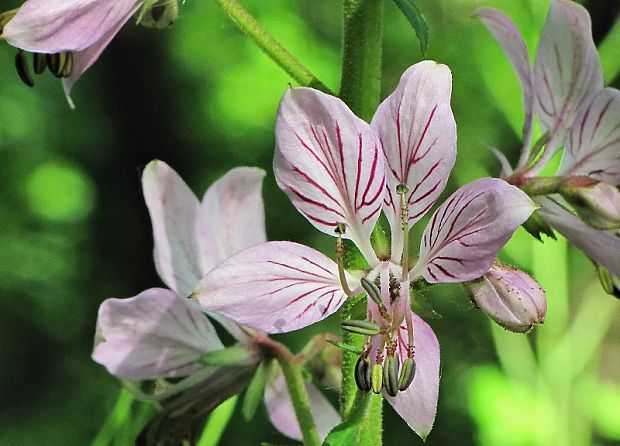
[193,60,536,438]
[92,161,339,442]
[477,0,620,278]
[1,0,176,106]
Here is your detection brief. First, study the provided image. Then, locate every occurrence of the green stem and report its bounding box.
[214,0,331,93]
[339,0,384,120]
[520,176,563,196]
[262,338,321,446]
[339,0,385,433]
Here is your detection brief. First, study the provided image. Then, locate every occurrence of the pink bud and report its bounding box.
[464,263,546,333]
[560,176,620,230]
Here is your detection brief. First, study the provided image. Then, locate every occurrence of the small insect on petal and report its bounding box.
[15,51,34,87]
[341,320,381,336]
[383,356,400,397]
[398,357,416,391]
[32,53,46,75]
[354,355,372,392]
[371,363,383,394]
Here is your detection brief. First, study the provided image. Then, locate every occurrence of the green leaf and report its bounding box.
[391,0,429,56]
[241,361,271,421]
[199,345,256,367]
[410,289,441,320]
[521,212,556,242]
[342,239,371,270]
[370,219,390,259]
[322,419,364,446]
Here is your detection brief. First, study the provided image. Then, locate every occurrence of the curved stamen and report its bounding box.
[335,223,355,296]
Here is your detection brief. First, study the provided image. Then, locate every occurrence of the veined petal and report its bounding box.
[2,0,141,53]
[274,88,385,260]
[265,366,340,441]
[413,178,536,283]
[92,288,223,380]
[537,197,620,276]
[371,62,456,240]
[558,88,620,185]
[476,8,535,158]
[534,0,603,151]
[62,3,138,100]
[193,241,351,333]
[142,160,203,296]
[199,167,267,272]
[386,312,440,440]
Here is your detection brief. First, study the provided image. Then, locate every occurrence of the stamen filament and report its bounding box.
[335,225,355,296]
[396,184,410,280]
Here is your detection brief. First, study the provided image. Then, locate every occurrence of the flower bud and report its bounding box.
[560,177,620,230]
[464,263,546,333]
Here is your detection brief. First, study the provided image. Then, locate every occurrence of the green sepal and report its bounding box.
[241,360,271,421]
[370,219,390,259]
[391,0,429,56]
[327,340,363,356]
[595,263,620,299]
[410,289,442,320]
[341,239,371,270]
[199,345,257,367]
[521,212,556,242]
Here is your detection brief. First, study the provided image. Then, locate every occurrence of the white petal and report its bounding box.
[414,178,536,283]
[275,88,385,261]
[193,241,351,333]
[559,88,620,185]
[92,288,223,380]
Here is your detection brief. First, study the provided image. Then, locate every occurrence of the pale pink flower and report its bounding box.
[192,61,536,439]
[477,0,620,276]
[92,160,339,442]
[2,0,144,104]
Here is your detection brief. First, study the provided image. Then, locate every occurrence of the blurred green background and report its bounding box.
[0,0,619,444]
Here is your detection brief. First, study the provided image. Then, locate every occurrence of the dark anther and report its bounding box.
[383,356,400,397]
[334,223,346,235]
[15,51,34,87]
[33,53,47,75]
[47,53,62,77]
[398,357,416,391]
[61,52,74,78]
[354,355,372,392]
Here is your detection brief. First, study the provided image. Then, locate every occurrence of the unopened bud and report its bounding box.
[464,262,546,333]
[383,356,400,397]
[560,177,620,230]
[341,319,381,336]
[371,363,383,394]
[398,357,416,391]
[354,355,372,392]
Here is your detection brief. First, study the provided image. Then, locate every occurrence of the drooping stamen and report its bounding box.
[354,353,372,392]
[398,357,416,391]
[383,338,400,396]
[15,50,34,87]
[61,52,74,78]
[361,277,391,323]
[371,335,387,394]
[33,53,46,75]
[396,183,409,280]
[46,53,61,76]
[341,319,381,336]
[335,223,355,296]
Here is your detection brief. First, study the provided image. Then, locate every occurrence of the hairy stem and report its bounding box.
[260,337,321,446]
[214,0,331,93]
[339,0,384,121]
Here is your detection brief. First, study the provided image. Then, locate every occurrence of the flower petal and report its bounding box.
[92,288,223,380]
[386,312,440,440]
[558,88,620,185]
[274,87,385,261]
[61,4,137,101]
[265,366,340,441]
[413,178,536,283]
[476,8,535,160]
[142,160,204,296]
[534,0,603,151]
[193,241,350,333]
[2,0,140,53]
[199,167,267,271]
[371,61,456,257]
[537,197,620,276]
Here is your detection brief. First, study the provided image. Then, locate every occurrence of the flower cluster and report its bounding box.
[477,0,620,283]
[191,60,536,437]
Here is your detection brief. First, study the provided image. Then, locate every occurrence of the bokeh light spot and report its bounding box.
[26,161,95,223]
